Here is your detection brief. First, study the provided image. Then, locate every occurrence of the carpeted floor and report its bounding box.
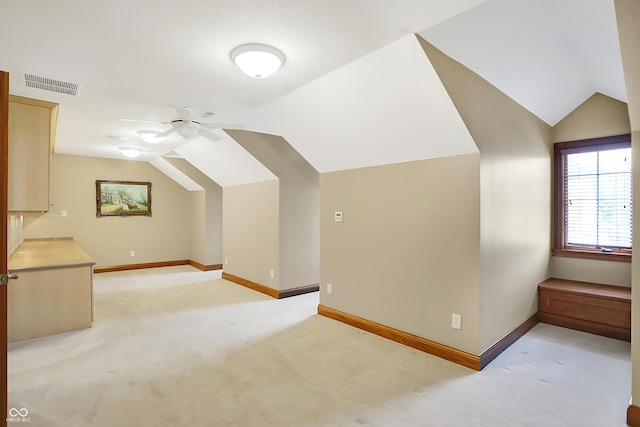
[8,266,631,426]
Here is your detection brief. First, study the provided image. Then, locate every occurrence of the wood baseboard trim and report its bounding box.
[94,260,189,273]
[221,272,279,299]
[479,313,538,369]
[279,283,319,298]
[188,260,223,271]
[628,404,640,427]
[317,304,480,370]
[94,260,224,274]
[221,273,319,299]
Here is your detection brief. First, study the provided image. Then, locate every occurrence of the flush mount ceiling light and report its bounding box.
[119,147,143,158]
[230,43,284,79]
[137,130,165,144]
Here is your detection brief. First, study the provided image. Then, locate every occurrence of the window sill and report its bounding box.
[552,248,631,263]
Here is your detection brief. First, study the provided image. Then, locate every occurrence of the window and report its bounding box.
[553,134,632,262]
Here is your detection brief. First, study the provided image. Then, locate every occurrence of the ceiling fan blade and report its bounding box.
[175,106,193,122]
[199,130,223,142]
[156,128,176,138]
[120,118,167,124]
[203,122,247,130]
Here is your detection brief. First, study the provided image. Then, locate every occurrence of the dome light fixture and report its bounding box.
[175,123,201,139]
[119,147,143,158]
[230,43,284,79]
[137,130,165,144]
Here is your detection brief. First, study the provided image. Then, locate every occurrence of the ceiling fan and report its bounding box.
[124,106,246,143]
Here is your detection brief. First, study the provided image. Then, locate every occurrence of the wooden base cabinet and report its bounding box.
[8,266,93,342]
[7,238,95,342]
[538,278,631,342]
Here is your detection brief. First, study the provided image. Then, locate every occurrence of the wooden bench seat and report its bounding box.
[538,278,631,342]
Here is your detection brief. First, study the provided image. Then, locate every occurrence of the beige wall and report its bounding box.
[223,180,280,290]
[320,155,481,354]
[318,38,555,356]
[165,157,223,266]
[550,93,632,287]
[420,37,553,352]
[550,256,630,287]
[204,184,223,265]
[477,120,552,351]
[22,154,191,267]
[615,0,640,413]
[227,130,320,290]
[553,93,632,142]
[190,190,206,263]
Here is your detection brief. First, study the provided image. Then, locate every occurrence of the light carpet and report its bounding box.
[8,266,631,426]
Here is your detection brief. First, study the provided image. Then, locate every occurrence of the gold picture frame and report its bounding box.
[96,180,152,217]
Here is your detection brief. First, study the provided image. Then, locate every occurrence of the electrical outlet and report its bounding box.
[270,269,275,279]
[225,257,228,265]
[327,283,333,295]
[452,313,461,330]
[334,211,343,223]
[61,210,68,217]
[130,250,136,257]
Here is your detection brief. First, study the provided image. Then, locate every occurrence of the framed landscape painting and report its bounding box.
[96,180,152,216]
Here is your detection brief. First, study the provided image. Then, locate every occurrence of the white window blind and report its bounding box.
[564,147,632,249]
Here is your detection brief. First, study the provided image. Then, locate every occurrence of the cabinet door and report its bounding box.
[8,97,57,212]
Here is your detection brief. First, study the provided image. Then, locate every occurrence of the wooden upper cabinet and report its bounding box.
[8,95,58,213]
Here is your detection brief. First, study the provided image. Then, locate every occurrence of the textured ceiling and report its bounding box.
[0,0,628,185]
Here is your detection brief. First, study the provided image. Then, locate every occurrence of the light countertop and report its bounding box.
[8,237,95,272]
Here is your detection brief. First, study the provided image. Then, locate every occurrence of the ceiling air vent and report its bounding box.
[23,73,81,96]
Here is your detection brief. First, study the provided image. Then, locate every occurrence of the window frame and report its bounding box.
[553,134,632,263]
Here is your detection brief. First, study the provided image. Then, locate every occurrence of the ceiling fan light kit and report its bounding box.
[128,106,243,146]
[119,147,143,158]
[230,43,284,78]
[174,123,201,139]
[137,130,165,144]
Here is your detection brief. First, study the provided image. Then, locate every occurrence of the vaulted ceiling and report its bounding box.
[0,0,627,186]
